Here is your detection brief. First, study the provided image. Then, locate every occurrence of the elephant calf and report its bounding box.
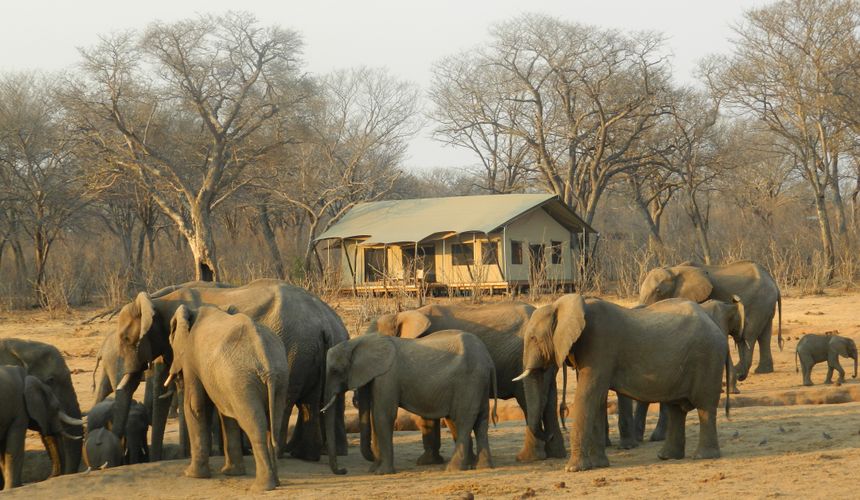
[86,398,150,464]
[84,428,123,469]
[795,333,858,386]
[167,305,289,492]
[323,331,497,475]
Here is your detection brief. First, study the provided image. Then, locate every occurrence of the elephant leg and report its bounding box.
[370,404,397,475]
[727,352,740,394]
[800,356,815,386]
[288,400,323,462]
[178,384,190,458]
[692,407,720,459]
[650,403,668,442]
[590,396,609,468]
[210,413,224,456]
[4,423,25,489]
[278,403,293,458]
[238,414,278,492]
[474,409,493,470]
[416,418,444,465]
[829,352,845,385]
[147,362,171,461]
[565,377,608,473]
[616,394,638,449]
[219,416,246,476]
[183,388,213,479]
[633,401,648,442]
[657,404,686,460]
[754,319,775,374]
[541,381,566,458]
[447,416,474,472]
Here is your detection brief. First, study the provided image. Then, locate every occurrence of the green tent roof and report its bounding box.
[315,193,596,245]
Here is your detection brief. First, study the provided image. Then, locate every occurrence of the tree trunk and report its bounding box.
[257,203,286,279]
[188,205,218,282]
[813,193,836,281]
[830,160,848,237]
[686,194,712,265]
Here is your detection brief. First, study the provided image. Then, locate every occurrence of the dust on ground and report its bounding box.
[1,290,859,498]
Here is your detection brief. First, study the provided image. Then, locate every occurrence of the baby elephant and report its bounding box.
[796,333,858,386]
[85,427,123,469]
[87,397,150,464]
[167,305,289,492]
[323,330,497,475]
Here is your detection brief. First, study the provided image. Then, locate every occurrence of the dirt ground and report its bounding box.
[1,290,860,498]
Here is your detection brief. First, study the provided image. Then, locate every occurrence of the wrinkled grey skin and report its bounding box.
[635,297,746,443]
[84,428,123,469]
[520,295,730,472]
[93,332,166,461]
[324,331,497,475]
[169,305,289,492]
[0,338,83,475]
[0,365,83,490]
[795,334,858,386]
[369,301,563,463]
[86,398,150,464]
[110,279,348,464]
[639,260,781,380]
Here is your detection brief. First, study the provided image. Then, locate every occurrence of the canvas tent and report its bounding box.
[314,193,598,294]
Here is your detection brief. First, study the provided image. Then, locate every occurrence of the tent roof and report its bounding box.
[315,193,597,245]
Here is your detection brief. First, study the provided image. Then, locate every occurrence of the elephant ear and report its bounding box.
[396,310,431,338]
[136,292,157,342]
[674,266,713,303]
[732,295,746,341]
[551,294,587,368]
[24,375,53,434]
[347,335,396,389]
[169,305,192,343]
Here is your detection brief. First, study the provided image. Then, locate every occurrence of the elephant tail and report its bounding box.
[724,346,731,421]
[559,365,568,430]
[265,374,278,455]
[777,290,783,351]
[795,350,799,373]
[93,352,102,393]
[491,365,498,426]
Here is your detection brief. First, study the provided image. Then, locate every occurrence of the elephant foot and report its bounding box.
[250,477,278,492]
[475,453,494,470]
[594,455,610,468]
[220,463,246,476]
[618,437,639,450]
[729,386,741,395]
[803,381,814,387]
[516,445,546,462]
[416,450,445,465]
[649,429,667,442]
[372,464,395,475]
[657,445,685,460]
[544,441,566,459]
[184,463,212,479]
[693,447,721,459]
[564,457,594,472]
[754,364,774,374]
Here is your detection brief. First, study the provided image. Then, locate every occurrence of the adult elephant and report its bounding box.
[369,301,565,462]
[516,295,730,472]
[110,279,349,462]
[0,338,83,474]
[639,260,781,380]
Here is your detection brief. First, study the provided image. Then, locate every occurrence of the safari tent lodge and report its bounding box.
[314,193,598,295]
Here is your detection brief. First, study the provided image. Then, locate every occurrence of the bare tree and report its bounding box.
[67,12,304,281]
[268,67,421,272]
[432,15,672,224]
[0,73,89,305]
[715,0,859,276]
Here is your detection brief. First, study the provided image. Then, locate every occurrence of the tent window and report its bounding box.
[364,248,385,282]
[451,243,474,266]
[551,240,563,264]
[482,241,499,265]
[511,240,523,265]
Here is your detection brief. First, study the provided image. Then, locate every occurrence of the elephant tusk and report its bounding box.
[58,411,84,427]
[163,373,175,388]
[512,369,532,382]
[159,388,175,400]
[116,373,132,391]
[61,430,83,441]
[320,395,338,414]
[100,462,109,470]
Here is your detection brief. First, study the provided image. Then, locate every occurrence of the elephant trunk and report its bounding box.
[735,340,752,382]
[324,397,346,475]
[111,372,142,440]
[523,370,550,442]
[43,434,63,477]
[56,382,83,474]
[147,363,170,461]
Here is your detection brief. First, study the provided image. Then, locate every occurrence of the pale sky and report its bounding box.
[2,0,770,170]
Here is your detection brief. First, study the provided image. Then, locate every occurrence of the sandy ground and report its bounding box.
[1,290,860,498]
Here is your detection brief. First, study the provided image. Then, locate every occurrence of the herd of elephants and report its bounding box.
[0,260,857,491]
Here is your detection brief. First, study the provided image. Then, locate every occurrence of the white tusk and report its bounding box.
[116,373,132,391]
[163,373,175,388]
[512,369,532,382]
[100,462,109,470]
[62,430,83,441]
[59,411,84,426]
[320,395,338,413]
